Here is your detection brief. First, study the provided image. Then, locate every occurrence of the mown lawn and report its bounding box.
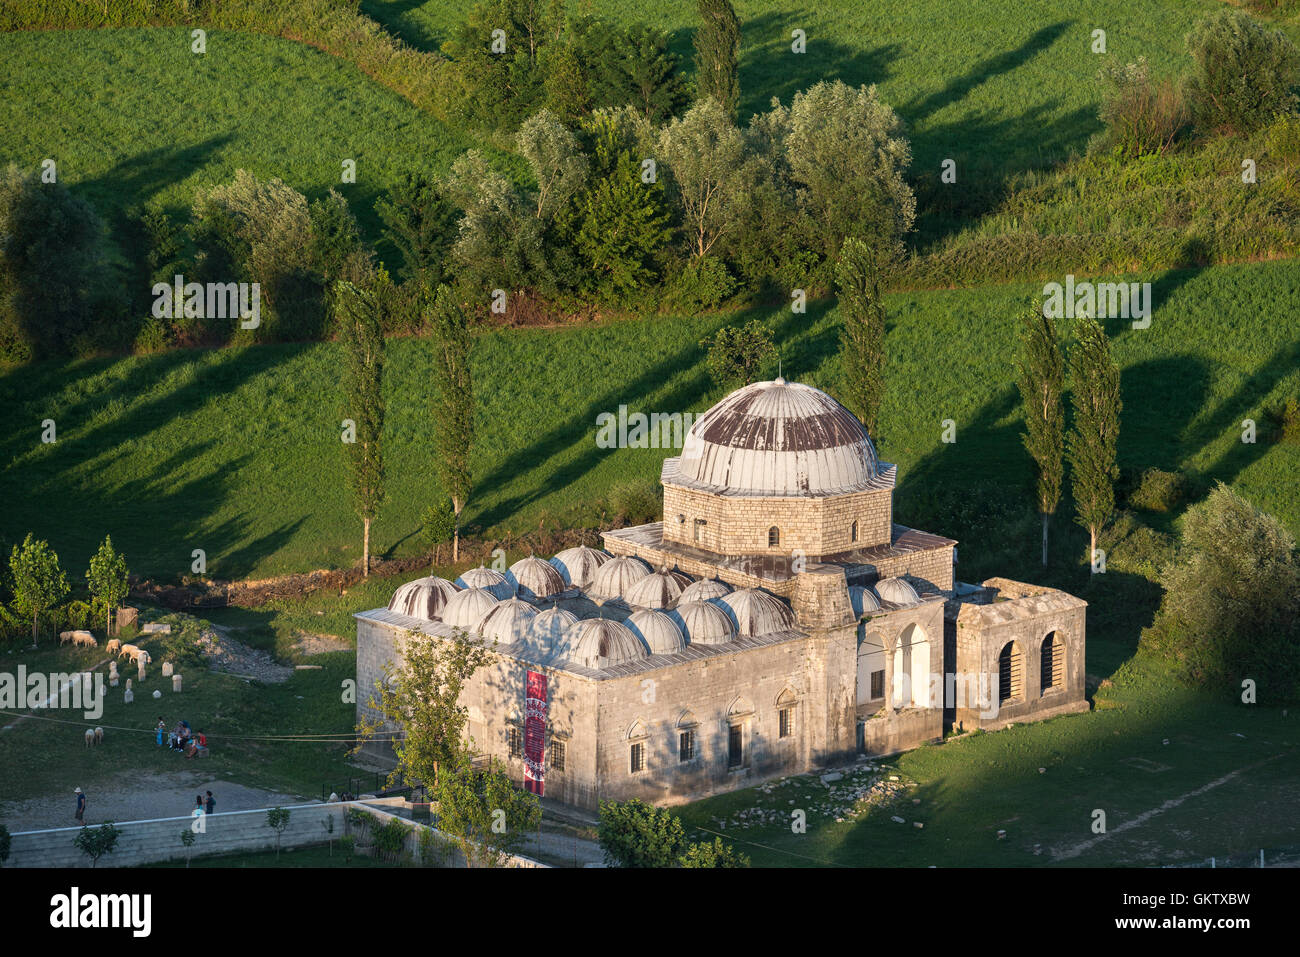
[1,259,1295,588]
[675,655,1300,867]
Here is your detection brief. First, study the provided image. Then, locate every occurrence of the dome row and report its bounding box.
[849,577,921,616]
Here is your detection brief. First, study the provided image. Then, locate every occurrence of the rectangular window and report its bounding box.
[778,707,792,739]
[508,726,522,759]
[871,670,885,700]
[693,518,706,543]
[727,724,743,769]
[550,740,565,772]
[630,742,645,774]
[679,730,695,762]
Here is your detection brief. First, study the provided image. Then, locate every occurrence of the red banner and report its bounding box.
[523,671,548,796]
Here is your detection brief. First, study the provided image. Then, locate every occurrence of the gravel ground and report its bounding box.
[199,626,294,683]
[1,770,308,832]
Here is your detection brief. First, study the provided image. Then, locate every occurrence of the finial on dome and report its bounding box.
[774,376,786,386]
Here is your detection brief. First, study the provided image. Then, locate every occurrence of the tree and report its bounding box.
[835,238,888,438]
[582,21,689,122]
[266,807,291,857]
[427,285,476,563]
[443,0,563,129]
[598,798,688,867]
[356,630,492,790]
[421,499,457,568]
[1140,484,1300,701]
[0,821,10,866]
[657,98,749,259]
[85,535,129,636]
[1016,302,1065,566]
[1066,315,1122,568]
[679,835,750,867]
[337,280,386,577]
[374,172,458,289]
[9,533,69,645]
[179,828,195,868]
[1186,9,1300,134]
[73,822,121,868]
[435,755,541,867]
[517,109,589,221]
[701,319,777,389]
[694,0,740,117]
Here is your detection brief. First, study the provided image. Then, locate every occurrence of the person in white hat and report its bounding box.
[74,787,85,824]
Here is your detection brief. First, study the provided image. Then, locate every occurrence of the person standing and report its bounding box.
[74,787,85,824]
[205,790,215,815]
[192,796,204,819]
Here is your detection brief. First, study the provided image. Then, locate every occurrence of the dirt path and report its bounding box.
[0,770,308,832]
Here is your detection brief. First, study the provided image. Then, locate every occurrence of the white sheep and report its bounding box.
[84,728,95,748]
[117,643,139,660]
[73,632,97,648]
[94,727,104,745]
[60,631,76,645]
[105,639,121,656]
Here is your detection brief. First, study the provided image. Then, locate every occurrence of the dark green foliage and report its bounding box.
[1066,316,1122,562]
[266,806,291,855]
[420,499,457,563]
[337,281,386,575]
[374,171,458,289]
[575,19,689,123]
[678,835,750,867]
[85,535,129,636]
[664,255,736,311]
[835,238,888,437]
[1127,468,1187,513]
[427,286,475,560]
[310,190,370,312]
[73,822,121,868]
[1015,301,1065,565]
[0,164,105,364]
[1186,9,1300,133]
[1096,58,1190,158]
[435,755,541,867]
[8,533,69,644]
[443,0,562,129]
[693,0,740,116]
[701,319,778,389]
[1140,484,1300,701]
[0,822,10,864]
[598,798,688,867]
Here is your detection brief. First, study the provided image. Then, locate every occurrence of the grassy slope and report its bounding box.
[0,27,511,250]
[2,260,1295,588]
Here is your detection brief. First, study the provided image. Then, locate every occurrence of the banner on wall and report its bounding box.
[523,670,548,796]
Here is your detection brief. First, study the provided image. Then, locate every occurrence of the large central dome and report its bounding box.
[668,379,880,497]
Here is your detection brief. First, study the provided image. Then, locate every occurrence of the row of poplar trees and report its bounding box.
[834,237,1121,570]
[337,282,475,576]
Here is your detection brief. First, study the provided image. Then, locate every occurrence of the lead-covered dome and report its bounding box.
[549,545,609,589]
[442,587,501,630]
[716,589,797,636]
[455,566,514,600]
[388,576,460,620]
[849,585,882,617]
[678,576,732,603]
[506,555,566,603]
[874,577,920,607]
[625,609,687,655]
[589,555,651,602]
[668,600,736,645]
[623,568,689,609]
[668,379,880,497]
[475,598,537,645]
[566,618,648,669]
[524,606,579,660]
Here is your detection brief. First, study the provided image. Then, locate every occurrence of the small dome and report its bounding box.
[442,587,501,630]
[566,618,648,669]
[524,606,579,660]
[623,569,689,609]
[668,600,736,645]
[848,585,881,617]
[506,555,567,602]
[456,565,515,600]
[475,598,537,645]
[874,577,920,606]
[625,609,687,655]
[678,577,732,603]
[716,589,797,636]
[549,545,610,589]
[588,555,651,602]
[387,576,459,620]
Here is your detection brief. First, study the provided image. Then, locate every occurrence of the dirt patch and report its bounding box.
[199,626,294,683]
[292,632,352,656]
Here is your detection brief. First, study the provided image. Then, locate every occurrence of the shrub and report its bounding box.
[1096,58,1189,157]
[1127,468,1188,513]
[1139,484,1300,701]
[679,836,750,867]
[664,255,736,311]
[598,798,688,867]
[57,600,94,633]
[1265,394,1300,443]
[607,481,661,526]
[1186,10,1300,133]
[701,319,778,389]
[1099,511,1176,580]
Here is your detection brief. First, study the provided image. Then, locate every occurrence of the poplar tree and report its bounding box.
[835,237,887,438]
[428,285,475,562]
[337,281,386,576]
[694,0,740,116]
[1016,302,1065,566]
[9,533,69,645]
[86,535,130,635]
[1066,315,1122,570]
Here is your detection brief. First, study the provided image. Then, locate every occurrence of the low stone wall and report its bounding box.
[6,799,545,869]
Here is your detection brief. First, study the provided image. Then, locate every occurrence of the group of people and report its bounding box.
[191,791,216,817]
[156,717,206,758]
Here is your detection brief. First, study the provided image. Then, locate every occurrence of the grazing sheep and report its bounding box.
[117,643,139,660]
[73,632,97,648]
[94,727,104,745]
[127,648,150,666]
[84,728,94,748]
[105,639,121,656]
[60,631,75,645]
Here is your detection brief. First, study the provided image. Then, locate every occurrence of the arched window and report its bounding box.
[1040,632,1065,694]
[998,642,1024,702]
[768,526,780,546]
[851,520,859,543]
